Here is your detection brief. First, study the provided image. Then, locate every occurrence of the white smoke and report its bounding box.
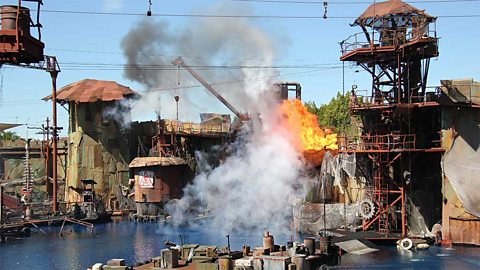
[121,1,312,233]
[168,101,313,233]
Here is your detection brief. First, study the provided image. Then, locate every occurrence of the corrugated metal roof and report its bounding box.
[0,123,22,132]
[355,0,433,26]
[43,79,139,103]
[129,157,187,168]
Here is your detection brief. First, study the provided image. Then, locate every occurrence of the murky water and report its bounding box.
[0,219,478,270]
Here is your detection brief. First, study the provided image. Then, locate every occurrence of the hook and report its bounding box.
[147,0,152,16]
[323,2,328,19]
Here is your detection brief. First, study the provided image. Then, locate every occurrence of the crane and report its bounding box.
[171,57,246,120]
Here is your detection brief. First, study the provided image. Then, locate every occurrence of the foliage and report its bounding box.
[304,91,357,136]
[0,131,21,141]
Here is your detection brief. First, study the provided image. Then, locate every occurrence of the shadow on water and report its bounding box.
[0,219,479,270]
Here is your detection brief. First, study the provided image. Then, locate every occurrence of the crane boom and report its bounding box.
[172,57,244,119]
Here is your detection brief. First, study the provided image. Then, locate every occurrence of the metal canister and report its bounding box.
[263,231,274,251]
[243,245,251,256]
[219,256,232,270]
[0,5,31,35]
[304,237,315,255]
[292,255,306,270]
[318,236,331,254]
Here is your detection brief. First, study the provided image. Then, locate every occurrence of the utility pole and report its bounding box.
[47,57,59,213]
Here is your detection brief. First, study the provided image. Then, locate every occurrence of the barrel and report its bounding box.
[263,231,274,251]
[243,245,251,256]
[218,256,232,270]
[0,5,31,35]
[292,255,306,270]
[304,237,315,255]
[318,236,331,254]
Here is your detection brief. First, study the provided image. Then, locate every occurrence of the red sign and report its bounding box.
[138,170,155,188]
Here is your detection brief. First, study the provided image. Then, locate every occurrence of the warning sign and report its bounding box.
[138,170,155,188]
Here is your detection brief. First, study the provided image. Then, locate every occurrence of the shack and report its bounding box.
[129,157,193,217]
[43,79,139,208]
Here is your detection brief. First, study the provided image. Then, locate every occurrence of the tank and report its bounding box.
[263,231,274,251]
[0,5,31,35]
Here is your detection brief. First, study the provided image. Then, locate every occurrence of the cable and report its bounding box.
[233,0,480,4]
[35,9,480,19]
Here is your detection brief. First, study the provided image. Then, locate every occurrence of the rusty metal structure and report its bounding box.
[339,0,442,238]
[43,79,139,209]
[0,1,62,213]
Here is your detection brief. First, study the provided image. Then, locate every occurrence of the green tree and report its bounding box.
[304,92,357,136]
[0,131,21,141]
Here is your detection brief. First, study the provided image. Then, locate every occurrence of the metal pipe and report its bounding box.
[172,57,244,120]
[49,57,59,213]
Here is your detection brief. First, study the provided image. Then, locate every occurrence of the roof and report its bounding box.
[0,123,22,132]
[43,79,139,103]
[354,0,434,27]
[129,157,187,168]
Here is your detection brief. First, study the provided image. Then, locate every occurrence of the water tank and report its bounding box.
[0,5,31,35]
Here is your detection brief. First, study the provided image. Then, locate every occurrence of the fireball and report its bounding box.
[279,99,338,151]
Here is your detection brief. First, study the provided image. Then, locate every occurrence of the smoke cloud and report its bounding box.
[122,1,312,233]
[121,1,277,120]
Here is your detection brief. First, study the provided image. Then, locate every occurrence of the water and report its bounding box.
[0,219,479,270]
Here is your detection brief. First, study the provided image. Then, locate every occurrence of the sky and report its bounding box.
[0,0,479,138]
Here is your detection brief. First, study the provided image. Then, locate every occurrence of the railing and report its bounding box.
[339,131,443,152]
[349,88,441,109]
[164,120,231,135]
[340,27,437,55]
[338,134,416,152]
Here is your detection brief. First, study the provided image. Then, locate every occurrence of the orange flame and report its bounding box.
[279,99,338,151]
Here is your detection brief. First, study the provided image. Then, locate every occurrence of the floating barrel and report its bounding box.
[0,5,31,35]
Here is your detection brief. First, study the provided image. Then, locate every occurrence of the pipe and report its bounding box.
[49,57,59,213]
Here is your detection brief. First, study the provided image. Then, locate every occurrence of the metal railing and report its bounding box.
[338,134,416,152]
[340,27,437,55]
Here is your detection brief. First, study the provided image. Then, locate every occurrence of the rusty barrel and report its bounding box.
[304,237,315,255]
[318,236,331,254]
[292,255,306,270]
[0,5,30,35]
[218,256,232,270]
[263,231,275,251]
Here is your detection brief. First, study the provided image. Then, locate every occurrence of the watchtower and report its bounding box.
[339,0,444,238]
[341,0,438,106]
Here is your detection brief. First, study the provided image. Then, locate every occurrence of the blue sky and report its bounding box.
[1,0,479,138]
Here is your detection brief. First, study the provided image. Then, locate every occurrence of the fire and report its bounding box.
[279,99,338,151]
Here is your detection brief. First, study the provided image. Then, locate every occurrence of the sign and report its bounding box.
[138,170,155,188]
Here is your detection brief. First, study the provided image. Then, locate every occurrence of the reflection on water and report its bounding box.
[0,219,478,270]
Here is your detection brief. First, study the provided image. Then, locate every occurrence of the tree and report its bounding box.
[305,92,357,136]
[0,131,21,141]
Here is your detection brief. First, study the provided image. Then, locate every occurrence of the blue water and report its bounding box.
[0,219,479,270]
